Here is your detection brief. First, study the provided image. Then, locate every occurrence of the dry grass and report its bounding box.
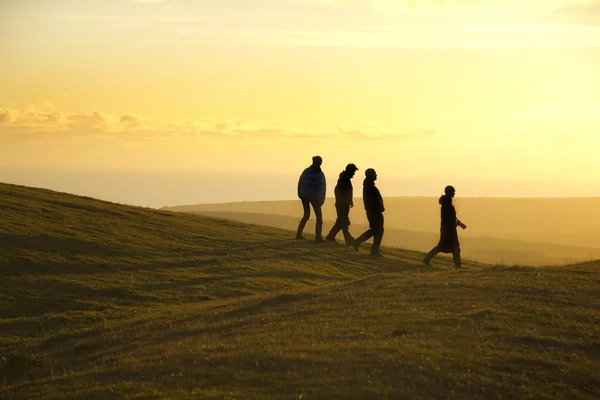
[1,182,599,399]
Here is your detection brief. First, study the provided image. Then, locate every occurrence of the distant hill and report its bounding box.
[3,182,600,399]
[164,199,600,266]
[164,197,600,247]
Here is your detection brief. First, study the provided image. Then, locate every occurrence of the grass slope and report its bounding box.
[1,182,600,399]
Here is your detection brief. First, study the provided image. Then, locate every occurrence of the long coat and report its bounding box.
[437,195,460,253]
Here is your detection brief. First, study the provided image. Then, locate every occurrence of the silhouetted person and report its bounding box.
[353,168,385,257]
[296,155,326,242]
[423,185,467,269]
[325,163,359,245]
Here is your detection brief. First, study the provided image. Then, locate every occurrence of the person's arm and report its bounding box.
[457,219,467,229]
[319,173,326,206]
[297,170,306,198]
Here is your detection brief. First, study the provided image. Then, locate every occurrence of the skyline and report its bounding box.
[1,0,600,202]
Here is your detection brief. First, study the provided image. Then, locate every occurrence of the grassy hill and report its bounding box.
[2,182,600,399]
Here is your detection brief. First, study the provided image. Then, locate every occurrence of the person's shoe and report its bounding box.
[352,241,361,252]
[345,238,356,247]
[422,258,432,267]
[314,237,325,243]
[296,235,306,240]
[454,265,462,270]
[370,252,384,258]
[325,236,337,243]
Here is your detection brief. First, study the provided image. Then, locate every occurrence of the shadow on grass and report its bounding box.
[1,234,433,278]
[224,292,320,318]
[0,234,129,257]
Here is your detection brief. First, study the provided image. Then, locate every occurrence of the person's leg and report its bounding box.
[296,199,311,239]
[312,199,324,241]
[337,204,354,245]
[354,211,374,251]
[423,246,441,265]
[341,224,354,246]
[371,213,384,255]
[326,204,344,241]
[353,229,373,250]
[325,223,341,242]
[452,247,462,269]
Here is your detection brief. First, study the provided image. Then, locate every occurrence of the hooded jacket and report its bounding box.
[334,170,354,207]
[298,165,326,204]
[362,178,384,213]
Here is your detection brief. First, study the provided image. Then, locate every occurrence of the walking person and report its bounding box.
[296,155,327,242]
[325,163,359,246]
[422,185,467,269]
[353,168,385,257]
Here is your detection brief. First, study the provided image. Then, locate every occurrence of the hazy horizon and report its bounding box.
[3,167,600,208]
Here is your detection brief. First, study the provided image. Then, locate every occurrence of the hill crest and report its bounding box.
[3,182,600,399]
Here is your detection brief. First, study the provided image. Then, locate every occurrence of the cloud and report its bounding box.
[0,105,69,126]
[287,0,346,5]
[552,1,600,24]
[0,108,18,123]
[68,111,106,128]
[341,128,369,139]
[30,0,600,50]
[339,125,436,140]
[286,0,600,28]
[0,104,436,145]
[119,114,142,128]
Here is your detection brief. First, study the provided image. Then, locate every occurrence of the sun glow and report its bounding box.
[1,0,599,198]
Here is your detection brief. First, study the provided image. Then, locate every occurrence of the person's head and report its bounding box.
[312,155,323,167]
[444,185,456,198]
[365,168,377,181]
[345,163,358,178]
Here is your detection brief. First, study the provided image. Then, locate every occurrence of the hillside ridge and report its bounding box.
[3,182,600,399]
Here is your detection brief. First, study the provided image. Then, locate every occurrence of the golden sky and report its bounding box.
[1,0,600,197]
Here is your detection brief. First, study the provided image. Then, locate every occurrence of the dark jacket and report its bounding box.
[362,178,384,213]
[334,170,353,207]
[437,195,460,252]
[298,165,326,205]
[439,195,457,230]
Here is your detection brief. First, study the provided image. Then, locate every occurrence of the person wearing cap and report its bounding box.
[353,168,385,257]
[325,163,359,246]
[422,185,467,269]
[296,156,327,242]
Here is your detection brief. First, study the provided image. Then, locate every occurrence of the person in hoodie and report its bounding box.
[296,155,327,242]
[422,185,467,269]
[353,168,385,257]
[325,163,359,245]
